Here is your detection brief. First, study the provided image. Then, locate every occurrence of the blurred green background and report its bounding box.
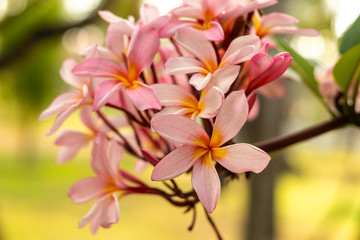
[1,0,360,239]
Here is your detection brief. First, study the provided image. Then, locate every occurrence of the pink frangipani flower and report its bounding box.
[166,27,260,93]
[245,52,292,95]
[38,58,93,136]
[252,11,320,38]
[69,133,147,234]
[72,27,161,111]
[152,83,224,119]
[151,90,270,213]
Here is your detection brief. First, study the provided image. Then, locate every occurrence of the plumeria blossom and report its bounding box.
[69,134,147,234]
[39,58,93,136]
[72,27,161,111]
[252,10,320,38]
[152,84,224,119]
[151,91,271,212]
[166,27,260,93]
[245,51,293,95]
[54,107,99,164]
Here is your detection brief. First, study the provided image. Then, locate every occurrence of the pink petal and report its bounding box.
[140,4,160,25]
[189,73,212,91]
[98,10,124,23]
[57,145,83,164]
[108,138,124,184]
[170,6,203,19]
[80,106,99,133]
[221,35,260,66]
[261,13,298,28]
[246,52,292,94]
[201,21,224,42]
[127,28,160,77]
[38,91,81,120]
[197,87,224,118]
[248,53,273,80]
[191,156,220,213]
[220,0,277,22]
[93,80,123,111]
[72,58,128,79]
[269,27,320,37]
[165,57,206,75]
[60,59,85,89]
[211,90,248,147]
[152,106,187,119]
[106,23,132,57]
[151,114,210,146]
[151,145,200,181]
[206,65,240,94]
[158,20,194,38]
[55,130,92,146]
[69,177,109,203]
[151,83,196,106]
[125,82,161,110]
[213,143,271,173]
[46,104,79,136]
[175,27,217,70]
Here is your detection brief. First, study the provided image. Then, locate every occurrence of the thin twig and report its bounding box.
[255,115,348,153]
[203,207,223,240]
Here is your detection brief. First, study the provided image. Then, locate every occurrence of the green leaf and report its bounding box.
[333,43,360,93]
[273,37,320,98]
[339,15,360,54]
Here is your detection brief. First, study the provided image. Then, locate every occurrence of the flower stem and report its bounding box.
[255,115,348,153]
[203,207,223,240]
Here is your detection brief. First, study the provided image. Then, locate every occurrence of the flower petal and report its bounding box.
[151,114,210,146]
[191,156,220,213]
[93,80,123,111]
[269,27,320,37]
[198,87,224,118]
[151,83,196,106]
[127,27,160,78]
[69,177,109,203]
[206,65,240,94]
[165,57,206,75]
[175,27,217,70]
[220,35,260,66]
[211,90,248,147]
[213,143,271,173]
[46,104,80,136]
[38,91,81,120]
[189,73,212,91]
[72,58,128,79]
[125,82,161,110]
[60,59,85,89]
[55,130,92,146]
[201,21,224,42]
[80,106,99,133]
[57,145,83,164]
[151,145,200,181]
[261,12,298,28]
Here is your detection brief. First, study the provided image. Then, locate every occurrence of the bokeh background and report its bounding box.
[0,0,360,239]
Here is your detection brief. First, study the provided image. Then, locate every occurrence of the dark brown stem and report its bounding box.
[188,206,197,231]
[96,110,142,159]
[204,207,223,240]
[255,116,348,153]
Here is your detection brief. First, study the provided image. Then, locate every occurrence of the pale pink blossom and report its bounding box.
[69,134,146,234]
[72,27,161,111]
[152,84,224,119]
[166,27,260,93]
[252,11,320,38]
[38,59,93,136]
[151,90,270,212]
[245,51,292,95]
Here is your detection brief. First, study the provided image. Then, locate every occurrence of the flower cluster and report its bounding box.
[39,0,319,234]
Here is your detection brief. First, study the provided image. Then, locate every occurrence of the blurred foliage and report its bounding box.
[339,15,360,54]
[0,0,140,117]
